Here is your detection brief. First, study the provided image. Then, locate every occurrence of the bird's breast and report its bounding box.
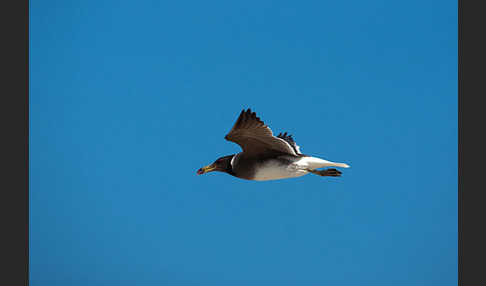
[251,159,308,181]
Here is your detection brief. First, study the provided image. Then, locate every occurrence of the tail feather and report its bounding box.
[299,156,350,169]
[328,162,350,168]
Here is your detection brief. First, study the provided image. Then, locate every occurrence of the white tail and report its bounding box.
[298,156,350,169]
[327,162,350,168]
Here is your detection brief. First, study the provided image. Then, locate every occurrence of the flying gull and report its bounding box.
[197,108,350,181]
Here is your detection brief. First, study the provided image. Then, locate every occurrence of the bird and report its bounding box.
[197,108,350,181]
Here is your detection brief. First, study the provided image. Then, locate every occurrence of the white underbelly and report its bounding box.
[252,160,308,181]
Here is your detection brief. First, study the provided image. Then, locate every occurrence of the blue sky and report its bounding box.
[30,0,457,285]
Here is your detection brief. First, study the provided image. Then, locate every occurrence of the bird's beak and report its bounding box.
[197,163,217,175]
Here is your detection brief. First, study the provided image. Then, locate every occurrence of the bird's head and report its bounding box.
[197,155,234,175]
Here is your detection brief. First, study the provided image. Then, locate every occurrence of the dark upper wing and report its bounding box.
[224,109,297,156]
[276,132,302,155]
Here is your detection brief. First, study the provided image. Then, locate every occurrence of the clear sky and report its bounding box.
[30,0,457,285]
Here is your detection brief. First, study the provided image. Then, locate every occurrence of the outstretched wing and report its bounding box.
[276,132,302,155]
[224,109,297,156]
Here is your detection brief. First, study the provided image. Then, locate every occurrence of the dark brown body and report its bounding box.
[229,152,305,180]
